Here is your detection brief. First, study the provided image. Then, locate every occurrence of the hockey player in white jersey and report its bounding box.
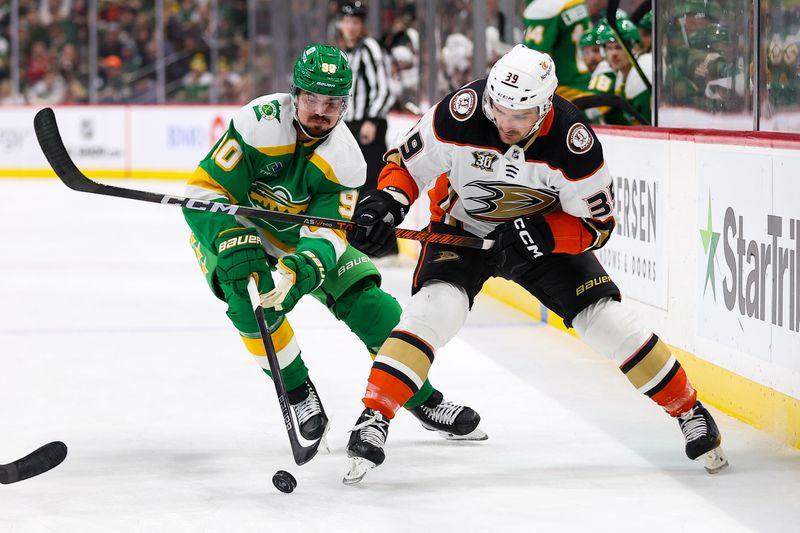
[183,43,485,449]
[344,44,728,483]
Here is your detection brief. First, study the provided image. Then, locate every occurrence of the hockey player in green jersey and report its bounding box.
[599,19,651,125]
[523,0,593,101]
[183,43,486,443]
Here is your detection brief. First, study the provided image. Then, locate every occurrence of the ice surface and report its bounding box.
[1,180,798,532]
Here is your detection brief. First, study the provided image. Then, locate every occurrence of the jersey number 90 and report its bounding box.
[212,134,243,171]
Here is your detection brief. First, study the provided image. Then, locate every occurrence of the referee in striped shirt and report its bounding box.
[339,1,395,193]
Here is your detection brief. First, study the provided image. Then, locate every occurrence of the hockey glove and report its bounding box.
[260,251,325,313]
[347,188,408,257]
[214,227,271,296]
[490,215,555,277]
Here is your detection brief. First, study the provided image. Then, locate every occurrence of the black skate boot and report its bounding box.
[677,401,729,473]
[343,408,390,485]
[408,389,488,441]
[287,378,328,441]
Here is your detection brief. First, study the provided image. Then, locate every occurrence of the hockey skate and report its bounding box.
[287,378,329,443]
[408,390,488,441]
[343,408,390,485]
[677,401,729,473]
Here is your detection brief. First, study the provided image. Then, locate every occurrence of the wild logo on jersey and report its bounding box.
[249,183,310,214]
[471,151,499,172]
[252,100,282,122]
[463,181,559,221]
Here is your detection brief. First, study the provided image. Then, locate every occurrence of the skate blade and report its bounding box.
[342,457,377,485]
[319,421,332,454]
[437,427,489,441]
[701,446,729,474]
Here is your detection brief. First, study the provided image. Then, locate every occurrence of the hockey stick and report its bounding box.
[571,93,650,125]
[607,0,652,93]
[246,279,321,466]
[0,441,68,484]
[630,0,651,25]
[33,107,492,251]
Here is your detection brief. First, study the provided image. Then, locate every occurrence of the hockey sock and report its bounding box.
[323,278,436,408]
[620,335,697,417]
[240,316,309,391]
[403,380,434,409]
[364,330,435,418]
[574,297,698,417]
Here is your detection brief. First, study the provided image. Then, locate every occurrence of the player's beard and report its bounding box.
[302,115,335,137]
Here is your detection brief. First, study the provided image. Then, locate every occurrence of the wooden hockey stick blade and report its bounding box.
[607,0,652,93]
[33,107,492,250]
[0,441,68,484]
[247,280,321,466]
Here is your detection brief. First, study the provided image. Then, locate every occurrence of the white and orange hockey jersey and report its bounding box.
[379,78,617,255]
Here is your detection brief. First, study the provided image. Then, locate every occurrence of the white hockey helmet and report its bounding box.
[483,44,558,136]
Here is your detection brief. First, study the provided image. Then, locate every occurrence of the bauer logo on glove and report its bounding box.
[218,233,262,253]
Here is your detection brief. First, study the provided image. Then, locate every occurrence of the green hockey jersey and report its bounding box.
[523,0,592,99]
[183,93,367,274]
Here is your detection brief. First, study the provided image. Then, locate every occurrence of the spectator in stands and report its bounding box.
[181,52,213,102]
[440,33,473,92]
[214,57,244,103]
[98,54,131,102]
[0,78,26,104]
[25,40,51,86]
[26,66,67,104]
[388,44,420,113]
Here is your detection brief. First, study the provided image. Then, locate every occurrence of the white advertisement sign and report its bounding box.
[0,107,123,171]
[130,106,237,172]
[696,146,800,370]
[0,108,43,169]
[55,107,127,170]
[595,134,668,309]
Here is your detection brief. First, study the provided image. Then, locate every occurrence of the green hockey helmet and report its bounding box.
[292,43,352,97]
[638,11,653,31]
[598,19,641,46]
[579,26,600,49]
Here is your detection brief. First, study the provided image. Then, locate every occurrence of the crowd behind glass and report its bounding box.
[0,0,797,132]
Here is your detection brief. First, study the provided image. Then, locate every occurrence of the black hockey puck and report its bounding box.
[272,470,297,493]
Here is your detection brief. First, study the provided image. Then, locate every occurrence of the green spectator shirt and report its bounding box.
[183,93,366,275]
[523,0,592,99]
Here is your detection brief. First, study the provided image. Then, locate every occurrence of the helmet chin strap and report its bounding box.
[294,117,335,140]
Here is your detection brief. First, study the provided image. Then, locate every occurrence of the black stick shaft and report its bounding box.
[247,280,320,466]
[607,0,653,93]
[34,107,491,250]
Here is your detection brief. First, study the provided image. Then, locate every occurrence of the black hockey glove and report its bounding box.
[489,215,555,277]
[347,188,408,257]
